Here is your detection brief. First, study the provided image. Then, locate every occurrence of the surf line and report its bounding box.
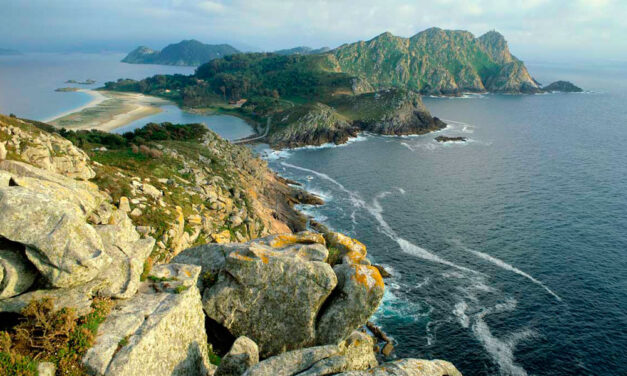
[280,161,483,275]
[454,242,562,302]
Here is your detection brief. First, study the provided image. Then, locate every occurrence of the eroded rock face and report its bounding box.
[83,264,211,376]
[337,358,462,376]
[0,185,110,288]
[201,233,337,357]
[0,239,38,299]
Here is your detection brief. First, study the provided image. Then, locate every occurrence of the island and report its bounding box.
[543,80,583,92]
[122,39,240,66]
[54,87,80,92]
[104,28,553,148]
[435,135,468,142]
[66,79,96,85]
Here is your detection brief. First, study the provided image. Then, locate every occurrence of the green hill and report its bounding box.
[328,28,540,94]
[122,40,240,66]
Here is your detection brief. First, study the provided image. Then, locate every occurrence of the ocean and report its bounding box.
[1,52,625,375]
[260,62,627,375]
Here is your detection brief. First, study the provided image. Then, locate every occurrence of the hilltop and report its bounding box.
[122,40,240,66]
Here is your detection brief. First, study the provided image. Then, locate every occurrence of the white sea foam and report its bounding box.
[281,162,480,274]
[471,299,535,376]
[455,242,562,302]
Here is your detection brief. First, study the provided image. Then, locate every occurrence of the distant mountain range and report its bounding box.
[0,48,21,56]
[122,40,240,66]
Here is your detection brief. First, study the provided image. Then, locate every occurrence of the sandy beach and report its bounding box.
[48,90,170,132]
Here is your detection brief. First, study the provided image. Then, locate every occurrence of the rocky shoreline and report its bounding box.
[0,114,461,376]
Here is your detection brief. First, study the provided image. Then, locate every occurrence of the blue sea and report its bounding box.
[1,53,625,375]
[261,62,627,375]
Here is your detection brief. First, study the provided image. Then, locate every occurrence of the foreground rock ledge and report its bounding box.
[83,263,212,376]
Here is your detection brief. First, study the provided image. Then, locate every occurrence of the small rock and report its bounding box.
[118,196,131,212]
[211,230,232,244]
[381,342,394,357]
[130,208,142,217]
[216,336,259,376]
[37,361,56,376]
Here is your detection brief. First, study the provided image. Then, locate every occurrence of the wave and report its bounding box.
[281,161,483,275]
[454,241,562,302]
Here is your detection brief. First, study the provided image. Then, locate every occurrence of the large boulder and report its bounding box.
[243,345,339,376]
[316,263,384,345]
[201,233,337,357]
[0,238,38,299]
[0,185,110,288]
[243,331,377,376]
[216,336,259,376]
[337,359,462,376]
[176,232,385,357]
[0,160,104,214]
[316,232,384,345]
[83,263,211,376]
[94,210,155,299]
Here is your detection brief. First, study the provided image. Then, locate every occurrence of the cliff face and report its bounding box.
[266,89,445,149]
[328,28,540,95]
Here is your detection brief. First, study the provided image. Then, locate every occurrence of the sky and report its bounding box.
[1,0,626,62]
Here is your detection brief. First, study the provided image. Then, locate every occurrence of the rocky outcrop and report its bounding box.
[267,91,445,149]
[0,239,38,299]
[435,136,467,143]
[316,232,385,344]
[175,232,384,358]
[83,264,211,376]
[199,233,337,356]
[0,182,111,288]
[268,103,359,149]
[543,80,583,92]
[338,358,462,376]
[0,115,95,179]
[243,331,377,376]
[0,160,152,313]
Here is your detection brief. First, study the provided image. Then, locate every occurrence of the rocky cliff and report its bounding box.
[265,90,445,149]
[0,114,462,375]
[329,28,541,95]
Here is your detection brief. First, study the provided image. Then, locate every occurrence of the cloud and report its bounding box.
[0,0,625,60]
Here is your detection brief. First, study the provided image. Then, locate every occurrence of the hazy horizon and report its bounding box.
[2,0,627,63]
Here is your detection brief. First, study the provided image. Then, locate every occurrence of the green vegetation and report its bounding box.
[0,298,114,376]
[207,344,221,366]
[122,40,240,66]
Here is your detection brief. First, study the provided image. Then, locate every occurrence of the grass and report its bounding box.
[207,344,221,366]
[0,298,114,376]
[326,246,342,266]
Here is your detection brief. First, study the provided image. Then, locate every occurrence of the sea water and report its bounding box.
[262,62,627,375]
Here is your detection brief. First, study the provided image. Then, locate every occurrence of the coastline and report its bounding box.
[47,90,169,132]
[43,89,108,122]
